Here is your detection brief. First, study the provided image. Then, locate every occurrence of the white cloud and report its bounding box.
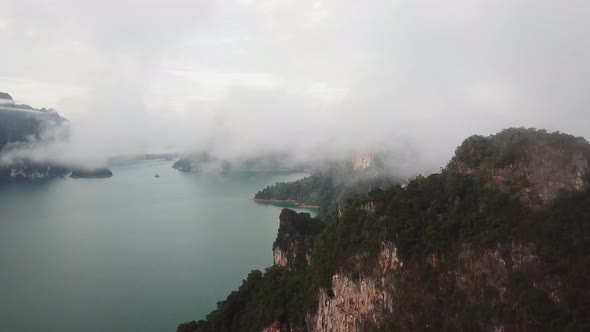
[2,0,590,171]
[0,17,11,31]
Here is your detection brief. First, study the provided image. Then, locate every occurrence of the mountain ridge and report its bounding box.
[179,127,590,332]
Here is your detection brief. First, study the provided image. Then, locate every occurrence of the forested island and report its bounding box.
[180,128,590,332]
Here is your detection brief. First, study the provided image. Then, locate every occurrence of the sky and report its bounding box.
[1,0,590,172]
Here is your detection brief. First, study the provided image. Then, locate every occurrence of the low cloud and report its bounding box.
[1,0,589,175]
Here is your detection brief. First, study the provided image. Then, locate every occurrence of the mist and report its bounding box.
[2,0,590,175]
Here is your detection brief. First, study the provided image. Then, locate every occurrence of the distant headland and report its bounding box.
[70,168,113,178]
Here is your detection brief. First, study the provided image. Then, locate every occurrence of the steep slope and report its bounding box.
[307,128,590,331]
[449,128,590,207]
[179,128,590,332]
[273,209,324,270]
[178,209,322,332]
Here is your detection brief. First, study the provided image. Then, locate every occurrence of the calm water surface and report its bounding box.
[0,160,311,332]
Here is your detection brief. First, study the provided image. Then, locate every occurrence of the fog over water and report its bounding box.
[2,0,590,172]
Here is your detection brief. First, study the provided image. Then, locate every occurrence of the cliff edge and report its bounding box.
[179,128,590,332]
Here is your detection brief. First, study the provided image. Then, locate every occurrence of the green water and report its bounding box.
[0,160,311,332]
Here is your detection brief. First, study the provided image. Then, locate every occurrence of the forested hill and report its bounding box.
[180,128,590,332]
[254,159,403,221]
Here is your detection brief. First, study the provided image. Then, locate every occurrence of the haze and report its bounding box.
[2,0,590,173]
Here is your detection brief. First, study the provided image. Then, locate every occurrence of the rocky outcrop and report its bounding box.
[311,274,386,332]
[378,242,401,272]
[304,130,589,331]
[307,238,563,332]
[450,128,590,207]
[273,209,323,271]
[359,201,375,216]
[273,246,291,268]
[353,152,374,170]
[182,128,589,332]
[309,242,399,332]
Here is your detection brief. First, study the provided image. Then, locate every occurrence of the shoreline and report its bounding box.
[253,198,320,209]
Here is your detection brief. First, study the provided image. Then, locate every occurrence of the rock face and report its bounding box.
[353,152,374,170]
[449,128,590,207]
[180,128,590,332]
[304,129,590,331]
[273,246,290,268]
[273,209,324,271]
[309,243,399,332]
[307,240,560,332]
[312,275,385,332]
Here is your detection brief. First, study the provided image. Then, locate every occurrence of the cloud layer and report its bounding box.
[2,0,590,173]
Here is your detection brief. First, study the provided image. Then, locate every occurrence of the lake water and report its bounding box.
[0,160,311,332]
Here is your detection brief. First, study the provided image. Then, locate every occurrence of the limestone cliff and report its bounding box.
[449,128,590,207]
[309,242,400,332]
[180,128,590,332]
[302,129,590,331]
[353,152,374,170]
[273,209,324,271]
[307,239,557,331]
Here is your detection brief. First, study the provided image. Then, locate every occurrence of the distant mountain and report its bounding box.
[173,151,310,172]
[0,92,70,183]
[0,92,14,104]
[70,168,113,178]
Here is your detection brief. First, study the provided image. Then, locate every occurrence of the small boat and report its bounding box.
[154,174,160,178]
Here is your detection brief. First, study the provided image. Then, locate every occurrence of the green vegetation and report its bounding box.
[180,128,590,331]
[179,210,323,332]
[309,168,588,330]
[255,163,400,221]
[452,127,590,170]
[309,171,523,288]
[274,209,324,271]
[178,267,313,332]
